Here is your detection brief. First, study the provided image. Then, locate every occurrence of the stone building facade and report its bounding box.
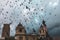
[0,24,10,40]
[15,23,26,40]
[15,23,38,40]
[0,20,53,40]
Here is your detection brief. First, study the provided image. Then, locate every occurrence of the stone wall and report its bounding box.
[0,37,5,40]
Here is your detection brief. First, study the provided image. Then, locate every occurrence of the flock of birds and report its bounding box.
[0,0,58,36]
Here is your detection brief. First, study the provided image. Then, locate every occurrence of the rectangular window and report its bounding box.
[19,37,23,40]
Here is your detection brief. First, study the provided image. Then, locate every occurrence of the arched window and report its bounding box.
[19,29,22,32]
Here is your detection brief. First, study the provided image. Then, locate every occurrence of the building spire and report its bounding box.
[42,20,45,24]
[18,23,23,26]
[42,20,46,26]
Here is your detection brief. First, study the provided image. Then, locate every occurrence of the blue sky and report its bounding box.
[0,0,60,37]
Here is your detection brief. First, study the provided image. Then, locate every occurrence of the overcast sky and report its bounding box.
[0,0,60,37]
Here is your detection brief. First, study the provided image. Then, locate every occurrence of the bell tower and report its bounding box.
[38,20,52,40]
[2,24,10,40]
[15,23,26,40]
[39,20,47,39]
